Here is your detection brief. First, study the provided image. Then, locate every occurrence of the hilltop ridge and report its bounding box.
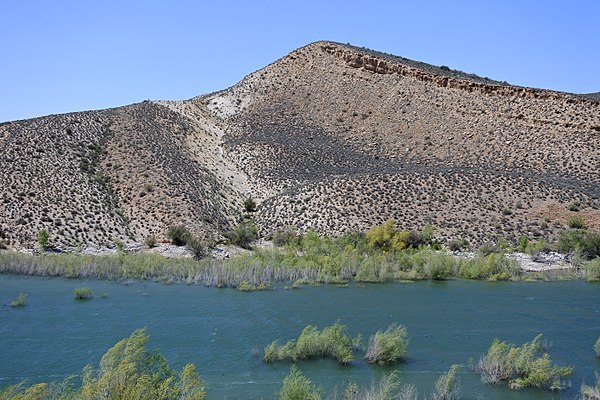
[1,41,599,250]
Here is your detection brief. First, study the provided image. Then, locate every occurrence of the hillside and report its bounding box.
[1,41,599,249]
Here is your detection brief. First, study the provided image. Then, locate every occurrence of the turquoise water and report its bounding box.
[0,275,599,399]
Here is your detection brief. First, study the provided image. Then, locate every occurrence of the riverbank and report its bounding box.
[0,244,596,289]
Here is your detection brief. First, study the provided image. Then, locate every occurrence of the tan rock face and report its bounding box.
[1,41,598,248]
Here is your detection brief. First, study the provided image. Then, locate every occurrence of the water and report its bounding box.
[1,275,599,399]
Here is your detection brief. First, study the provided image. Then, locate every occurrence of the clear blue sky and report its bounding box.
[1,0,598,122]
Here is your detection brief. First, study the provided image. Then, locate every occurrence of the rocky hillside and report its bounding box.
[1,41,599,249]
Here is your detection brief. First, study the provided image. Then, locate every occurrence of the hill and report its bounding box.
[1,41,599,250]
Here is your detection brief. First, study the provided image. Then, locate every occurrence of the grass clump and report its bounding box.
[74,287,92,300]
[582,372,600,400]
[276,365,321,400]
[10,292,27,307]
[263,321,355,364]
[364,323,409,365]
[431,364,461,400]
[473,334,573,390]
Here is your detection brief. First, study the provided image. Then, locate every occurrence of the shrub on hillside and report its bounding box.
[558,229,600,260]
[37,229,50,250]
[167,225,190,246]
[226,221,258,249]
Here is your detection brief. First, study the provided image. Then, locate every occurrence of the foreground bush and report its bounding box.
[264,322,355,364]
[276,365,321,400]
[431,364,462,400]
[473,334,573,390]
[364,323,409,365]
[0,328,206,400]
[582,372,600,400]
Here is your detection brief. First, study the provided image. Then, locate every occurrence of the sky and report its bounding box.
[1,0,599,122]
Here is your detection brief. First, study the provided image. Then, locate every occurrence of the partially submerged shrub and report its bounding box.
[458,253,520,280]
[10,292,27,307]
[473,334,573,390]
[365,323,409,365]
[595,336,600,357]
[74,287,92,300]
[276,365,321,400]
[338,371,416,400]
[431,364,461,400]
[263,321,355,364]
[581,372,600,400]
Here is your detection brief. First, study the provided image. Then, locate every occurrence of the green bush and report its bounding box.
[568,215,586,229]
[585,258,600,282]
[458,253,520,280]
[0,328,206,400]
[338,371,415,400]
[364,323,409,365]
[226,221,258,249]
[431,364,461,400]
[144,235,157,248]
[276,366,321,400]
[243,198,257,213]
[10,292,27,307]
[37,229,49,250]
[558,229,600,260]
[595,336,600,357]
[263,322,355,364]
[473,334,573,390]
[167,225,190,246]
[74,287,92,300]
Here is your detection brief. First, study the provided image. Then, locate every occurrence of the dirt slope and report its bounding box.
[1,41,598,249]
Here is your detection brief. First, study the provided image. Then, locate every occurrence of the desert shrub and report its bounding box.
[365,323,409,365]
[525,239,551,257]
[558,229,600,260]
[585,258,600,282]
[517,235,529,252]
[365,220,429,252]
[447,238,469,252]
[37,229,50,250]
[167,225,190,246]
[431,364,461,400]
[186,236,209,260]
[581,372,600,400]
[226,221,258,249]
[144,235,157,248]
[595,336,600,357]
[473,334,573,390]
[273,228,301,247]
[243,198,257,213]
[74,287,92,300]
[477,242,500,256]
[567,202,581,212]
[568,215,587,229]
[458,253,520,280]
[10,292,27,307]
[276,365,321,400]
[263,322,355,364]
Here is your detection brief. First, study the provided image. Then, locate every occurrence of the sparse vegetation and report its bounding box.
[226,220,258,249]
[144,234,157,248]
[568,215,587,229]
[74,287,92,300]
[473,334,573,390]
[582,373,600,400]
[364,323,409,365]
[10,292,27,307]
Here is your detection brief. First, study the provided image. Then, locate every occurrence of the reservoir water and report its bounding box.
[1,275,599,399]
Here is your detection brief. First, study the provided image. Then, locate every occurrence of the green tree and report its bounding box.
[37,229,49,250]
